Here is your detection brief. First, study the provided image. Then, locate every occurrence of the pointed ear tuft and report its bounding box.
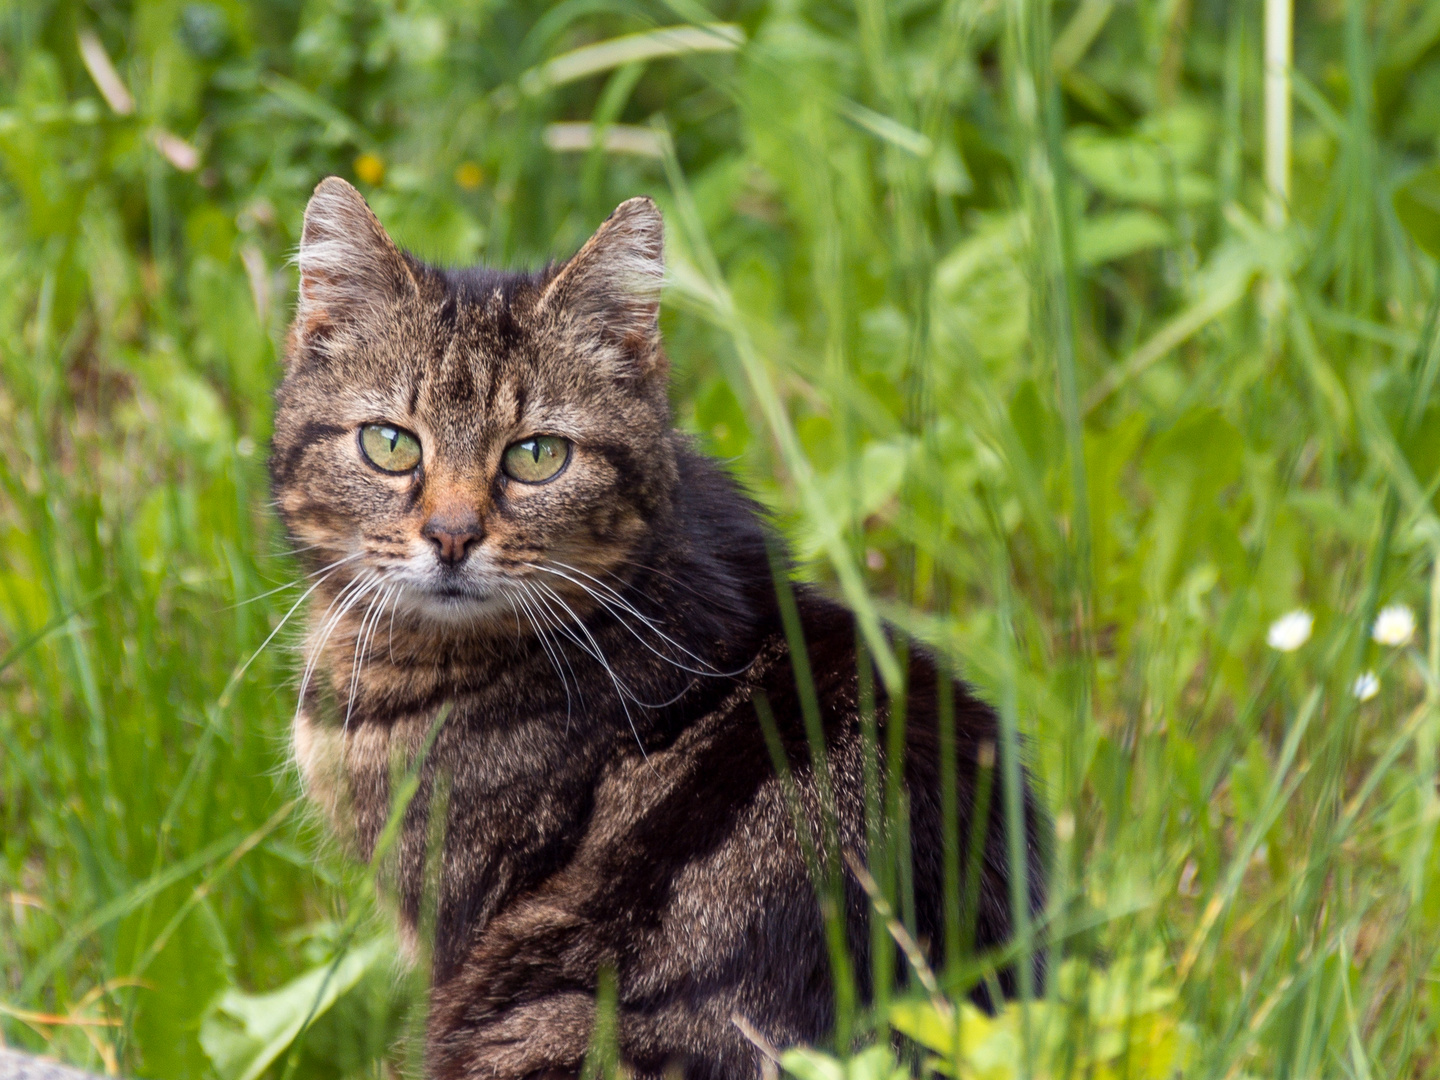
[540,197,664,373]
[295,177,416,341]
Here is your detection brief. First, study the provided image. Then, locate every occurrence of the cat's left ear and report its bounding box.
[539,197,664,376]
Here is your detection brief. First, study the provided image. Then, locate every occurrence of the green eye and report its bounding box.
[359,424,422,473]
[502,435,570,484]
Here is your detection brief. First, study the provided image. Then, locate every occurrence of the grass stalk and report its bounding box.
[1264,0,1292,229]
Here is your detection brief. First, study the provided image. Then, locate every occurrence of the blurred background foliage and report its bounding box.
[4,0,1440,1075]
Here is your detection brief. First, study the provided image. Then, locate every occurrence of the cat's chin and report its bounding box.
[396,584,516,631]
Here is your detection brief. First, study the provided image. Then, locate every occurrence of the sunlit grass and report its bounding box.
[3,0,1440,1077]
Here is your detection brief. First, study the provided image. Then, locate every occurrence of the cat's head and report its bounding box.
[271,177,675,630]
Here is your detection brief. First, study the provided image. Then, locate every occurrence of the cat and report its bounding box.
[271,176,1045,1080]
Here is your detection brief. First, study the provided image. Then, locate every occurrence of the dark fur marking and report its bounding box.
[272,420,348,482]
[483,367,501,417]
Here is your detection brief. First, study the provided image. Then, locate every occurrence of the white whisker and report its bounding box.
[506,587,575,726]
[387,582,406,664]
[524,582,614,675]
[527,580,697,710]
[536,600,586,720]
[526,580,655,765]
[344,579,395,733]
[228,561,353,692]
[543,560,700,650]
[228,551,366,609]
[296,571,382,723]
[532,561,748,677]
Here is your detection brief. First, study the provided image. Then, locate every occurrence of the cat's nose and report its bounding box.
[422,514,484,567]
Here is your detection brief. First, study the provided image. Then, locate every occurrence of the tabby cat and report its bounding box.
[271,177,1044,1080]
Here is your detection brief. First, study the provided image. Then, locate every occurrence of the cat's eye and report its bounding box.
[359,424,422,473]
[502,436,570,484]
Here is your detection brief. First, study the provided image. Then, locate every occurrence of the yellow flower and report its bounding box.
[354,152,385,186]
[455,161,484,190]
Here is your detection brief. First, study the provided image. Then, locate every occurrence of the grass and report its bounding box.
[3,0,1440,1076]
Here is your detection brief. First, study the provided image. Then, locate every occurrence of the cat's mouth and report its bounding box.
[384,560,529,628]
[391,570,522,626]
[431,584,483,599]
[426,582,492,605]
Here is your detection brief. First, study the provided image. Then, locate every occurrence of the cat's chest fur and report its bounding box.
[295,604,853,1078]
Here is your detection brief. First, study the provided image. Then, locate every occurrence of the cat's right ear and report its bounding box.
[294,177,417,347]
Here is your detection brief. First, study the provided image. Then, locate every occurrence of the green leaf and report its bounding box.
[1135,104,1213,168]
[1009,378,1058,472]
[1066,127,1215,206]
[199,937,389,1080]
[856,441,907,518]
[779,1045,908,1080]
[933,213,1031,365]
[1229,737,1272,829]
[1394,164,1440,259]
[369,189,485,265]
[1076,209,1174,266]
[779,1047,845,1080]
[843,1045,910,1080]
[888,998,958,1054]
[692,374,752,458]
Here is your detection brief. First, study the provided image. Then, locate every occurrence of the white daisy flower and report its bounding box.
[1372,604,1416,648]
[1266,609,1313,652]
[1352,671,1379,702]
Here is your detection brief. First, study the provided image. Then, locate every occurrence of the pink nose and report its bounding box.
[422,516,483,566]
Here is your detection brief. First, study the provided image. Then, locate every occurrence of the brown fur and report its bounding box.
[271,178,1043,1080]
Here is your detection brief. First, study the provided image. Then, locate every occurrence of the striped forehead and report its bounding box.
[411,329,529,453]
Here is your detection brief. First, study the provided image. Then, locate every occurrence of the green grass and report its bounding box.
[4,0,1440,1076]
